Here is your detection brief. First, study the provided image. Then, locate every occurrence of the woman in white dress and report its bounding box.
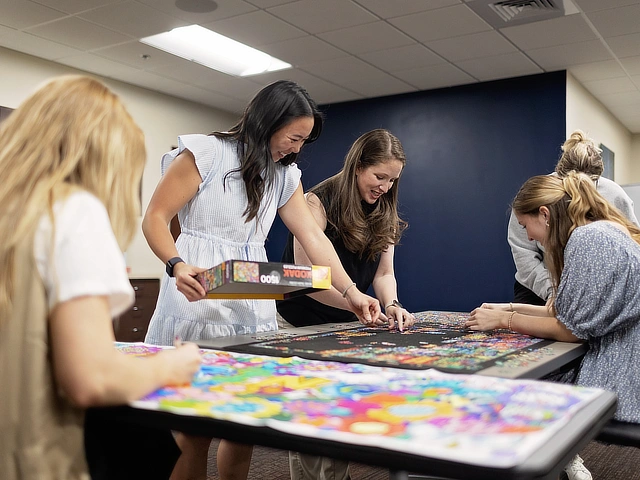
[142,80,382,480]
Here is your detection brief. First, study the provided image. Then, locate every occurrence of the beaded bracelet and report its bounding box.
[508,311,516,332]
[342,282,356,298]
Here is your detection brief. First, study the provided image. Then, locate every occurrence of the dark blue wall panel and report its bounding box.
[267,71,566,313]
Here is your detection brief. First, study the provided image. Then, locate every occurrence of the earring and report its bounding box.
[546,221,549,227]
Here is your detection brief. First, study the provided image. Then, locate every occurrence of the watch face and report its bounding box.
[166,257,183,277]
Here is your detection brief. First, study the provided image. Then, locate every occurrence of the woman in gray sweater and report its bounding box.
[508,130,638,305]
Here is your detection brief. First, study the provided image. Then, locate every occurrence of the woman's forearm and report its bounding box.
[141,211,180,264]
[509,313,578,342]
[512,303,552,317]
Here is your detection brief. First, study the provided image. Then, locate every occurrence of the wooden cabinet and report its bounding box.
[113,278,159,342]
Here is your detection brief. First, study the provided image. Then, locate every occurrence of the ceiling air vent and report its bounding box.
[491,0,559,22]
[466,0,576,28]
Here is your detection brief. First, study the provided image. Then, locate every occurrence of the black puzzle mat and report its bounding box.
[227,310,554,374]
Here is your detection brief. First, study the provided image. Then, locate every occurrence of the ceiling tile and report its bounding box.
[149,60,263,100]
[0,1,67,28]
[136,0,257,23]
[26,16,131,50]
[581,76,638,95]
[318,21,414,55]
[78,1,186,38]
[393,62,475,90]
[94,41,186,69]
[609,103,640,118]
[120,69,246,112]
[617,118,640,132]
[587,4,640,37]
[250,68,344,90]
[267,0,378,35]
[605,33,640,59]
[299,55,417,98]
[620,56,640,76]
[0,31,82,59]
[573,0,640,13]
[427,30,516,62]
[455,52,542,81]
[613,113,640,131]
[31,0,122,15]
[0,24,16,36]
[147,57,228,85]
[245,0,295,7]
[359,44,445,72]
[203,10,306,47]
[260,35,346,66]
[354,0,462,19]
[162,83,244,112]
[301,56,382,83]
[312,88,364,106]
[389,4,491,43]
[525,40,613,70]
[251,67,364,105]
[500,14,596,51]
[568,60,628,82]
[340,70,416,98]
[56,53,144,79]
[597,90,640,107]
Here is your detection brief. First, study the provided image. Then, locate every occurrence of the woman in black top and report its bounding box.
[278,129,416,480]
[277,128,415,331]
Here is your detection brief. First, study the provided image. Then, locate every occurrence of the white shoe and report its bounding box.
[564,455,592,480]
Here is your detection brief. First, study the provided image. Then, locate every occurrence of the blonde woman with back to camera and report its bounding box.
[0,75,202,480]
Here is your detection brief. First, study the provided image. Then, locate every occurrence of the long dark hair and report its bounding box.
[312,129,408,261]
[213,80,323,222]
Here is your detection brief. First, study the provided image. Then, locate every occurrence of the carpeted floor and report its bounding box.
[206,439,640,480]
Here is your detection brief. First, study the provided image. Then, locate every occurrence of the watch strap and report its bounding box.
[384,299,403,311]
[166,256,184,277]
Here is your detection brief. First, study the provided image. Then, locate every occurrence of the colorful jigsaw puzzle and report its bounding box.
[116,343,605,469]
[227,311,553,373]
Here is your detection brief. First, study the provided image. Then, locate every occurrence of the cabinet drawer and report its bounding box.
[131,279,160,298]
[114,312,149,343]
[113,278,159,342]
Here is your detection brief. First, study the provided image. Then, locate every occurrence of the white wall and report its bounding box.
[631,135,640,182]
[0,47,237,279]
[566,73,638,184]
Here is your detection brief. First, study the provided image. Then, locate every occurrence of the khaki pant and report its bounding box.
[289,451,350,480]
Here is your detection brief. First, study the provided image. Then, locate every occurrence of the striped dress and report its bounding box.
[145,134,301,344]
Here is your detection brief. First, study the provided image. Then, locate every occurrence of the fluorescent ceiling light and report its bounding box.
[140,25,291,77]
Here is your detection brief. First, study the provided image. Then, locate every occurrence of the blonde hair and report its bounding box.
[555,129,603,180]
[0,75,146,320]
[512,172,640,297]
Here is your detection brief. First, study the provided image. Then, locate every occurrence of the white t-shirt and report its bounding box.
[33,191,134,317]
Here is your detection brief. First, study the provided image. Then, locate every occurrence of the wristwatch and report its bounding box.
[384,299,403,311]
[165,256,184,277]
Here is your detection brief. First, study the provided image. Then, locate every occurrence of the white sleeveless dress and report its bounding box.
[145,134,301,344]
